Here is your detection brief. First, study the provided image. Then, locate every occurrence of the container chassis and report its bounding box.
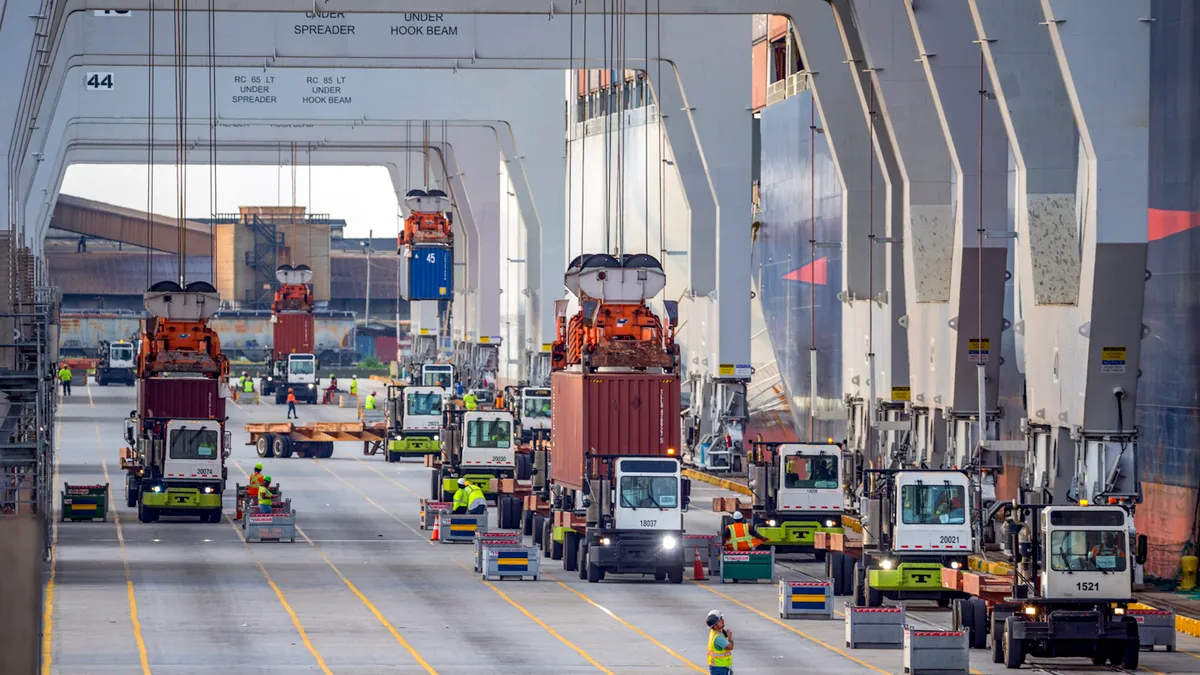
[247,421,387,459]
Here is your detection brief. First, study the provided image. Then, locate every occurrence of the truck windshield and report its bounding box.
[467,419,511,448]
[424,370,452,387]
[783,454,839,489]
[112,345,134,361]
[290,359,315,375]
[169,428,220,460]
[901,484,966,525]
[1050,530,1128,572]
[407,392,443,416]
[523,398,551,418]
[619,476,678,509]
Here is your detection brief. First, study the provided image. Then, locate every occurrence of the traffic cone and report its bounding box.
[431,516,441,542]
[693,546,706,580]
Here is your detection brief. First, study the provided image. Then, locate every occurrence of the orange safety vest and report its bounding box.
[726,522,757,551]
[287,392,297,404]
[248,472,264,497]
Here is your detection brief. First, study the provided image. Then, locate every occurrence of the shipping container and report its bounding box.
[374,335,399,363]
[402,245,453,301]
[138,377,226,420]
[273,311,315,358]
[355,333,376,359]
[550,370,681,492]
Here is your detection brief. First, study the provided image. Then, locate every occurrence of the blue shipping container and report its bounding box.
[355,334,376,360]
[408,245,453,300]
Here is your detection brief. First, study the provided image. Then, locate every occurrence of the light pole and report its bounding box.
[362,229,372,325]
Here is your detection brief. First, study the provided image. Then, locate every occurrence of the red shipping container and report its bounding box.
[273,312,314,359]
[550,370,681,492]
[138,378,226,420]
[374,335,399,363]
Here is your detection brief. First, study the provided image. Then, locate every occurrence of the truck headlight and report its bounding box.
[1023,605,1037,616]
[825,519,835,528]
[880,559,894,570]
[203,487,214,494]
[950,561,961,569]
[1114,607,1125,615]
[661,535,677,550]
[601,537,612,546]
[767,519,777,527]
[151,485,161,493]
[307,383,315,389]
[267,376,273,381]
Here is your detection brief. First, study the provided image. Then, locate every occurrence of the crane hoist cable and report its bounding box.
[173,0,189,286]
[145,3,157,288]
[207,0,218,283]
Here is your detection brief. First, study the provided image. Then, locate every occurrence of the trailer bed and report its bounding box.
[245,421,387,442]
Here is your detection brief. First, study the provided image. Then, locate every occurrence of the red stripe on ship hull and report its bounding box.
[1149,208,1200,241]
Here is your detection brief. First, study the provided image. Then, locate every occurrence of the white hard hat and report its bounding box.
[732,511,744,521]
[457,478,466,486]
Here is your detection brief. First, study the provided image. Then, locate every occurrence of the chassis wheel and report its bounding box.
[272,435,293,459]
[1003,617,1024,669]
[256,435,272,458]
[522,509,534,536]
[532,514,546,547]
[578,541,588,580]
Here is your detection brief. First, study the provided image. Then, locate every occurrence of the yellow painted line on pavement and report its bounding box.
[95,426,151,675]
[682,469,751,496]
[690,580,893,675]
[458,562,614,675]
[549,575,704,672]
[230,460,438,674]
[225,510,333,674]
[353,455,422,499]
[309,457,427,540]
[41,418,62,675]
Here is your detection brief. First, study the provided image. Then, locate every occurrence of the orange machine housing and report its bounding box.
[138,316,230,379]
[272,283,314,313]
[551,299,677,371]
[399,209,453,248]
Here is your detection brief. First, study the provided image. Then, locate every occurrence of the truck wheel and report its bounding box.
[532,514,545,547]
[522,509,534,536]
[516,453,532,480]
[587,559,605,583]
[550,534,564,560]
[578,542,588,580]
[865,571,883,607]
[970,599,988,649]
[1120,635,1140,669]
[430,470,441,500]
[654,571,666,581]
[496,496,511,529]
[292,442,311,458]
[126,476,139,508]
[256,435,273,458]
[542,519,554,558]
[563,532,579,571]
[953,598,969,634]
[272,436,293,459]
[667,565,683,584]
[991,623,1005,663]
[316,442,334,459]
[852,562,866,607]
[1003,617,1024,669]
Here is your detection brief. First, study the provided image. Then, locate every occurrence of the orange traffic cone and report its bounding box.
[431,516,441,542]
[693,546,706,580]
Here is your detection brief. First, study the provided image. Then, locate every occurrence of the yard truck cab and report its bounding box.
[431,408,516,501]
[97,339,136,386]
[741,442,843,557]
[578,455,690,584]
[124,417,230,523]
[517,387,551,442]
[385,384,445,461]
[271,353,318,404]
[855,469,973,607]
[421,363,455,389]
[985,504,1147,669]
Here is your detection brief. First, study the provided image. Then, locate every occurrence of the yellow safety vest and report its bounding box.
[452,487,469,510]
[59,368,71,382]
[365,395,376,410]
[466,485,486,511]
[243,379,254,393]
[707,629,732,667]
[258,486,274,506]
[726,522,756,551]
[350,379,358,394]
[463,395,477,411]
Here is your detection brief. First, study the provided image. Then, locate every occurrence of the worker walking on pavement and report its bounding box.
[57,364,72,396]
[286,388,298,419]
[705,610,734,675]
[723,512,765,551]
[463,390,478,411]
[365,391,376,410]
[452,478,470,514]
[350,375,358,396]
[257,476,274,513]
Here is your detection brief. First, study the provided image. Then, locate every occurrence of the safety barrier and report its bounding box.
[481,542,541,580]
[420,499,452,530]
[684,534,719,571]
[719,549,775,584]
[245,508,297,543]
[1129,608,1176,651]
[902,627,968,674]
[60,483,108,522]
[438,512,487,544]
[844,604,905,649]
[475,532,522,572]
[778,579,834,620]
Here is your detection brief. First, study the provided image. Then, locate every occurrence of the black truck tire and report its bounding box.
[522,509,534,536]
[563,532,579,571]
[257,435,273,458]
[970,599,988,649]
[126,476,139,508]
[852,562,866,607]
[865,569,883,607]
[316,442,335,459]
[430,470,442,500]
[667,565,684,584]
[292,442,311,458]
[532,514,546,547]
[272,436,293,459]
[578,541,588,580]
[587,557,605,583]
[497,496,511,529]
[1003,617,1024,669]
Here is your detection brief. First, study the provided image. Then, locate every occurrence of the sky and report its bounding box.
[61,164,402,238]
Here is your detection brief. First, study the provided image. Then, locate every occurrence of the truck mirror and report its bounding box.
[682,477,692,501]
[1136,534,1148,565]
[223,449,231,460]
